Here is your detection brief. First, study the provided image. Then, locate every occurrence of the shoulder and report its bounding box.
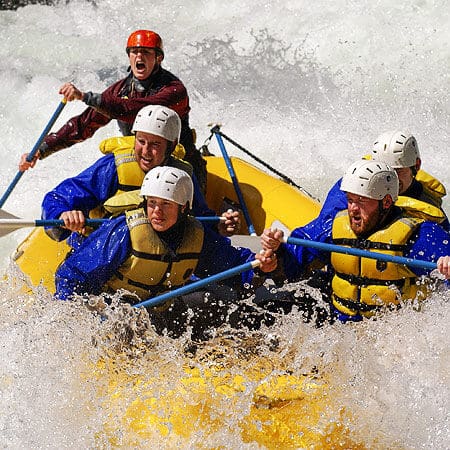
[418,220,450,236]
[150,68,185,91]
[96,214,129,235]
[76,153,116,177]
[413,220,450,250]
[104,76,129,94]
[167,155,193,176]
[156,67,182,83]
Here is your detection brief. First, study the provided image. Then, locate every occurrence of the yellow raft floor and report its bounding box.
[91,353,366,449]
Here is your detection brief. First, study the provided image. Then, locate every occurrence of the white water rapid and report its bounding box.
[0,1,449,448]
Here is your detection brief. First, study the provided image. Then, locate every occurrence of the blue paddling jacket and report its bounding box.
[55,214,255,301]
[41,153,214,245]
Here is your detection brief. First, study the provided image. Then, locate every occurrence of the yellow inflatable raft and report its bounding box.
[9,139,368,448]
[92,348,363,449]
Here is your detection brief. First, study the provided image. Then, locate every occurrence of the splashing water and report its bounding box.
[0,1,449,448]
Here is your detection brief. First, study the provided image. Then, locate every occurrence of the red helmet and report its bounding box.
[126,30,164,57]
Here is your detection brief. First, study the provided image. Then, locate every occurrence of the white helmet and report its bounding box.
[140,166,193,207]
[341,160,399,201]
[132,105,181,143]
[372,130,420,168]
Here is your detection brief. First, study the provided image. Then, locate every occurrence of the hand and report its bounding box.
[60,210,86,233]
[255,248,278,273]
[437,256,450,279]
[19,152,39,171]
[59,82,84,102]
[260,228,284,252]
[218,209,241,237]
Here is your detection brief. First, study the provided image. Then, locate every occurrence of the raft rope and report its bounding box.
[201,125,319,202]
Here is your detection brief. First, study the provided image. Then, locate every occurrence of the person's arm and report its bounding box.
[92,71,189,122]
[41,154,119,241]
[37,80,132,158]
[55,216,131,300]
[405,222,450,277]
[38,107,112,158]
[194,227,256,286]
[317,178,347,223]
[18,107,112,170]
[261,220,332,283]
[18,82,115,171]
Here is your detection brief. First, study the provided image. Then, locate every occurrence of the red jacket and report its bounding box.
[42,66,193,156]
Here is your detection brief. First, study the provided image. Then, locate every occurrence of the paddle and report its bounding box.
[285,236,437,271]
[211,125,257,236]
[0,99,67,209]
[0,214,226,238]
[133,233,438,309]
[133,259,261,309]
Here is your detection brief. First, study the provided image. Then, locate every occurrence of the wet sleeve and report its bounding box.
[279,223,332,282]
[55,216,131,300]
[405,222,450,278]
[41,108,112,157]
[195,228,256,286]
[41,154,119,241]
[318,178,347,223]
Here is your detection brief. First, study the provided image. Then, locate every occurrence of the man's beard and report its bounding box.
[349,209,380,237]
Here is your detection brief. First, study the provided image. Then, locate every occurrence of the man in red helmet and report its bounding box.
[19,29,207,192]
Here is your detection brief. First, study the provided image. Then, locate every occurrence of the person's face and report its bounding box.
[134,131,169,172]
[128,47,160,80]
[346,193,382,236]
[395,167,414,194]
[146,196,180,232]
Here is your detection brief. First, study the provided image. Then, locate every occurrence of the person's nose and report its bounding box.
[348,201,359,213]
[141,142,151,155]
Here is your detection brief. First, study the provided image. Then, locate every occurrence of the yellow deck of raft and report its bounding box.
[95,360,364,448]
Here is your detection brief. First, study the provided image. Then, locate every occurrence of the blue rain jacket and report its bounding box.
[55,215,255,301]
[41,153,214,243]
[278,206,450,283]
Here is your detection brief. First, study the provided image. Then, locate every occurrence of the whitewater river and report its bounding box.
[0,1,449,448]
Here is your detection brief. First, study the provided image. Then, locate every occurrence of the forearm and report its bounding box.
[40,108,111,158]
[55,219,130,299]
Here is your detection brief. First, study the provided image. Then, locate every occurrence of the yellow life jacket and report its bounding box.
[99,135,188,162]
[415,169,446,207]
[89,137,193,218]
[395,196,445,223]
[106,208,204,301]
[331,209,428,317]
[111,148,192,194]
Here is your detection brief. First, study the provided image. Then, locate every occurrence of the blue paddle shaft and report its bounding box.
[30,216,222,228]
[286,236,437,271]
[213,130,257,236]
[0,99,67,208]
[133,260,260,309]
[35,219,105,227]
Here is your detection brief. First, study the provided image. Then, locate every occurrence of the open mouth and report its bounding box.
[141,156,153,165]
[350,215,362,227]
[151,218,165,227]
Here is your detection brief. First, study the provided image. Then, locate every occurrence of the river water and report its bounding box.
[0,1,449,448]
